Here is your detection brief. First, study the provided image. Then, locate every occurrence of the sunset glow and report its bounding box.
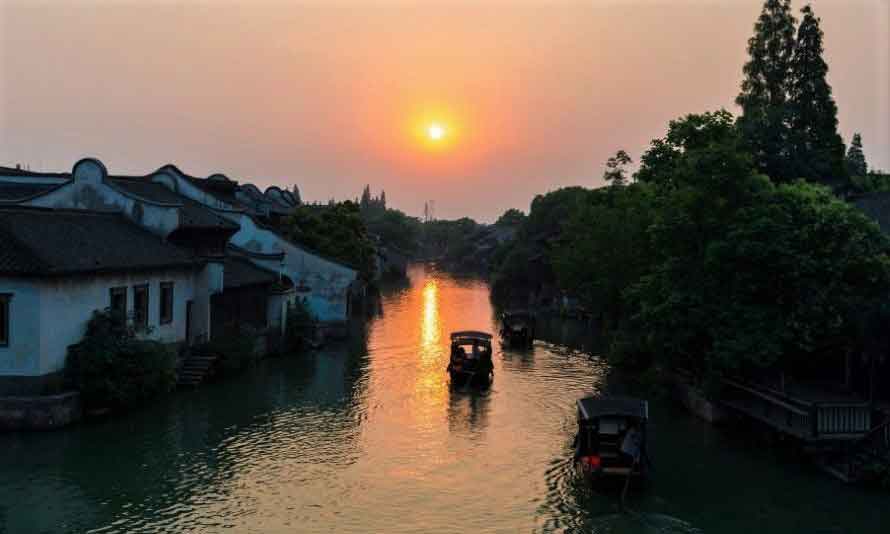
[427,123,445,141]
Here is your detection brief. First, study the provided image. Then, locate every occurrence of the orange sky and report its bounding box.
[1,0,887,221]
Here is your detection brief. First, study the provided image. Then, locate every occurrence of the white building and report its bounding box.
[0,206,206,395]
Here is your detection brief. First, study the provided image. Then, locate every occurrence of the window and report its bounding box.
[0,294,10,347]
[133,284,149,330]
[160,282,174,325]
[109,287,127,317]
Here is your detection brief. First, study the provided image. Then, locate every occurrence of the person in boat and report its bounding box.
[620,422,642,465]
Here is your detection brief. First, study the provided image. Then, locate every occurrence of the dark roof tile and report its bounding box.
[0,207,199,275]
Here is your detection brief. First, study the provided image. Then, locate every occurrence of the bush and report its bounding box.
[285,298,315,352]
[198,326,260,375]
[65,309,177,409]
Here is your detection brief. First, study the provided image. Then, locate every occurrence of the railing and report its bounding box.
[721,378,871,440]
[814,403,871,437]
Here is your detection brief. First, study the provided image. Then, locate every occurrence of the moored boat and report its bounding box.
[573,396,650,487]
[499,310,536,348]
[447,331,494,386]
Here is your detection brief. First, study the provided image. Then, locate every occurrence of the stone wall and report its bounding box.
[0,391,82,431]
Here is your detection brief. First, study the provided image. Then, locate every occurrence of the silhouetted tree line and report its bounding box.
[490,1,890,389]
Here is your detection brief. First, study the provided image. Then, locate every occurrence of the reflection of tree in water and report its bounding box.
[447,386,492,435]
[535,316,604,355]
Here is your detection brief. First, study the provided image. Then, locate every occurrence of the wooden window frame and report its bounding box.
[0,294,10,347]
[133,284,149,331]
[109,286,127,318]
[159,282,174,325]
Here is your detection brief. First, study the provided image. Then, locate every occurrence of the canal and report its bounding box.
[1,265,886,533]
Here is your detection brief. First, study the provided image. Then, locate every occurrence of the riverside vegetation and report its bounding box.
[487,1,890,395]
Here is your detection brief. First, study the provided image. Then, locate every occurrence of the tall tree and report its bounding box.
[380,190,387,209]
[736,0,797,182]
[788,4,847,188]
[603,150,632,187]
[360,184,372,210]
[846,133,868,177]
[291,184,302,205]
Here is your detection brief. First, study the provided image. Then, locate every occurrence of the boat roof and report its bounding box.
[577,397,648,421]
[450,331,493,342]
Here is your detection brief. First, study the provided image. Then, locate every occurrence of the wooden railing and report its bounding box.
[814,403,871,437]
[721,378,871,440]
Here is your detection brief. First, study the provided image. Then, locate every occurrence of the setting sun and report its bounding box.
[427,123,445,141]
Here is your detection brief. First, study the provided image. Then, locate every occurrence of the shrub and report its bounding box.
[65,309,177,409]
[198,326,260,375]
[284,298,315,352]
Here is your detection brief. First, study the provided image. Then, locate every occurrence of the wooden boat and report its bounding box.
[447,331,494,385]
[499,310,536,348]
[573,397,650,487]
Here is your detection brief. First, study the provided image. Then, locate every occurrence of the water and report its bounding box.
[1,265,886,533]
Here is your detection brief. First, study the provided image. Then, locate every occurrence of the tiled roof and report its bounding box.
[224,256,278,289]
[0,182,60,201]
[853,192,890,234]
[109,177,239,231]
[0,207,199,275]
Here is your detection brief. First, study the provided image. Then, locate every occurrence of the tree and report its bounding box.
[788,4,847,188]
[292,184,302,205]
[846,133,868,177]
[380,190,387,209]
[736,0,797,182]
[360,184,372,210]
[603,150,633,186]
[495,208,526,227]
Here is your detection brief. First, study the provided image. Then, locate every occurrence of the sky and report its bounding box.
[1,0,888,222]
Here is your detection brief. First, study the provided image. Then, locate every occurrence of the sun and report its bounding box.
[427,123,445,141]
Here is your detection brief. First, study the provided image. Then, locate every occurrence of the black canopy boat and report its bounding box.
[499,310,536,348]
[573,396,650,487]
[447,331,494,386]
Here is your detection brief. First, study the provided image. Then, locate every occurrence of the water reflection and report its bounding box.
[1,264,887,533]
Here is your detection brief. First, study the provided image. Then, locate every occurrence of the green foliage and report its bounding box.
[788,4,846,189]
[846,133,868,178]
[285,298,315,352]
[625,112,890,380]
[736,0,797,183]
[65,309,176,409]
[603,150,633,186]
[493,108,890,387]
[282,201,376,280]
[551,184,654,330]
[851,172,890,194]
[363,207,422,255]
[495,208,526,227]
[199,326,259,375]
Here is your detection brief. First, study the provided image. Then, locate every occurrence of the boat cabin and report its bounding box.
[447,331,494,384]
[500,310,536,347]
[574,397,649,483]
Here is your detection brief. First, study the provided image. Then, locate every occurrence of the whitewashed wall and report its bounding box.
[0,269,197,378]
[0,279,41,376]
[224,213,358,322]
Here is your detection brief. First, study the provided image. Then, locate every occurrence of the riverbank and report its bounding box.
[2,265,886,533]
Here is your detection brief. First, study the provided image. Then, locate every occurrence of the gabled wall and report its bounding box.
[222,213,358,322]
[20,159,181,237]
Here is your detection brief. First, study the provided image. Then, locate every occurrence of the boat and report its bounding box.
[573,396,650,487]
[447,331,494,385]
[499,310,536,348]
